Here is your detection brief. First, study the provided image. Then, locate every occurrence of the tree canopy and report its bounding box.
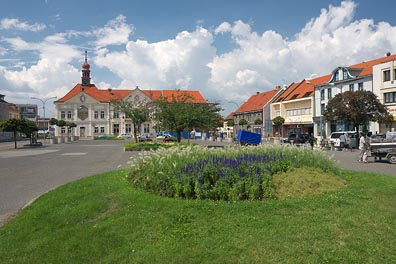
[111,99,150,142]
[0,118,38,149]
[154,92,221,142]
[272,116,285,137]
[323,90,388,136]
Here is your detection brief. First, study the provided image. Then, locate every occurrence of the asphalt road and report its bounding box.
[0,139,395,227]
[0,139,136,226]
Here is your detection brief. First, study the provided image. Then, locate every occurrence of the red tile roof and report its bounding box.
[235,88,281,113]
[144,90,207,103]
[349,54,396,76]
[56,84,206,103]
[274,74,331,103]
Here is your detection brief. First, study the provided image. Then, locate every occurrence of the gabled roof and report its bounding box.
[56,84,206,103]
[235,87,281,114]
[348,54,396,77]
[225,112,235,120]
[274,74,330,103]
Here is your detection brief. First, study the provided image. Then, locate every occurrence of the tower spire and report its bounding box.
[81,50,91,87]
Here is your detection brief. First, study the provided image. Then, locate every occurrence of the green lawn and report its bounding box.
[1,168,396,263]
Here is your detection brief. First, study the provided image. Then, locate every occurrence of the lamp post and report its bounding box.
[30,96,57,143]
[227,101,240,137]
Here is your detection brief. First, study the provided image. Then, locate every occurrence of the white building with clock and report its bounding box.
[54,52,206,139]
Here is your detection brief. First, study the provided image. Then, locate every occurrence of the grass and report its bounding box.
[1,167,396,263]
[124,141,189,151]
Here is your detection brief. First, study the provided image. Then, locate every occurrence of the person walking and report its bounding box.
[339,133,347,150]
[358,133,369,163]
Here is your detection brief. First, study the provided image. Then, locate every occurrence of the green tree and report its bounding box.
[226,119,235,127]
[65,121,77,137]
[154,92,221,142]
[0,118,38,149]
[112,99,150,143]
[238,118,248,126]
[254,118,262,125]
[272,116,285,138]
[323,90,388,138]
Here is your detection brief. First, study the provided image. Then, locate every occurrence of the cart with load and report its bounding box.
[370,132,396,164]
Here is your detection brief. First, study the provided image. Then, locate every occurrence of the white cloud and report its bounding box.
[0,18,46,32]
[94,15,134,47]
[2,1,396,116]
[207,0,396,114]
[94,26,216,92]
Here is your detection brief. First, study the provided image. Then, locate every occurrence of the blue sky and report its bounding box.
[1,0,396,116]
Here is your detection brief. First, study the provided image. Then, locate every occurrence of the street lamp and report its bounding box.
[30,96,57,142]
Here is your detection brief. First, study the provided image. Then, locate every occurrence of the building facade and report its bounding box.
[54,54,207,139]
[271,76,328,138]
[312,54,396,138]
[15,104,38,122]
[373,59,396,132]
[233,87,281,136]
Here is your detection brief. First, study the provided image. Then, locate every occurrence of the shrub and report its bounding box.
[127,145,340,201]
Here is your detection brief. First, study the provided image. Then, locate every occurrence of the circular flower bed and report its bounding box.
[127,145,343,201]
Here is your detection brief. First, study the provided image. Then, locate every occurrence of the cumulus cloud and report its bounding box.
[94,15,134,47]
[0,18,46,32]
[208,0,396,112]
[94,26,216,92]
[2,1,396,116]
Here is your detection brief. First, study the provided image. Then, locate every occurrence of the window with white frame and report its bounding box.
[358,82,363,91]
[61,111,65,119]
[320,89,325,100]
[384,92,396,103]
[94,111,99,119]
[343,69,348,80]
[327,88,332,99]
[384,70,391,82]
[100,127,105,133]
[286,108,311,116]
[67,111,72,119]
[320,103,325,115]
[349,84,354,92]
[94,127,99,133]
[144,123,150,134]
[61,127,66,134]
[125,124,132,133]
[100,111,105,119]
[113,110,119,119]
[113,124,120,134]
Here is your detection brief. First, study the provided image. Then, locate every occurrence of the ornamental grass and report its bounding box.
[127,145,341,201]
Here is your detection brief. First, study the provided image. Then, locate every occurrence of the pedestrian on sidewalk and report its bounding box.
[358,132,369,163]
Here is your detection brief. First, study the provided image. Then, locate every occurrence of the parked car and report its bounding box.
[156,134,177,142]
[137,135,153,142]
[330,131,357,149]
[117,133,132,139]
[283,133,309,144]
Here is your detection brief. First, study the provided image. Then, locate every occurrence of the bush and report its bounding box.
[127,145,341,201]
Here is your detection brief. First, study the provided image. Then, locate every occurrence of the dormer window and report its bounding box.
[333,71,339,82]
[343,69,348,80]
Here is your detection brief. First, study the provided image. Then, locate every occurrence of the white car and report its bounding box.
[118,133,131,139]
